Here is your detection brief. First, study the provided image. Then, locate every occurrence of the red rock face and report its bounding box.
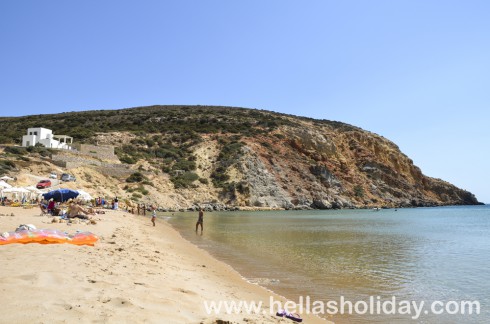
[227,120,480,209]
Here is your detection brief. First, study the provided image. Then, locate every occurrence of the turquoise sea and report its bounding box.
[166,206,490,323]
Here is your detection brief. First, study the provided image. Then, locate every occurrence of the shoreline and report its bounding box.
[0,206,328,323]
[158,202,486,214]
[162,214,333,323]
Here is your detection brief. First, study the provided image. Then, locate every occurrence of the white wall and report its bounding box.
[26,127,52,139]
[22,134,37,147]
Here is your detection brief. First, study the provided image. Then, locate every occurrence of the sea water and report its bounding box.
[166,206,490,323]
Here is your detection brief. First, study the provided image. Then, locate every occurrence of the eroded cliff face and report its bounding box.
[77,118,480,209]
[218,119,480,209]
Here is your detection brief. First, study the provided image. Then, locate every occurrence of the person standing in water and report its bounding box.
[195,208,204,233]
[151,207,156,226]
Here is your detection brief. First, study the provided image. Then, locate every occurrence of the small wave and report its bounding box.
[247,278,280,285]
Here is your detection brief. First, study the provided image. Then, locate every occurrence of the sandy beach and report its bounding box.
[0,206,328,324]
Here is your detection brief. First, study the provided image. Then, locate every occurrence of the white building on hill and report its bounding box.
[21,127,73,150]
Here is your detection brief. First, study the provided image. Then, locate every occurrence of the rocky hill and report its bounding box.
[0,105,481,210]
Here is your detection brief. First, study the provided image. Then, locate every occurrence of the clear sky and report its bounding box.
[1,1,489,203]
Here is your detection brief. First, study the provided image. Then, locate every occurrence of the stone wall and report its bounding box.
[51,153,133,178]
[72,143,118,161]
[52,154,102,167]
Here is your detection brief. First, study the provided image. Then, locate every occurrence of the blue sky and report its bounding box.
[1,1,489,202]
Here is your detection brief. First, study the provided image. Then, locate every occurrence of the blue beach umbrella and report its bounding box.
[42,189,79,202]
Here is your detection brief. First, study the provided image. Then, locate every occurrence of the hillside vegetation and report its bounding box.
[0,105,481,209]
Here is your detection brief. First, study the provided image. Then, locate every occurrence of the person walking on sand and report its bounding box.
[195,208,204,233]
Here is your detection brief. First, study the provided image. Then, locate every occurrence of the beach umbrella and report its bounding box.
[25,186,43,200]
[76,189,93,201]
[0,181,12,189]
[3,187,30,194]
[25,186,43,194]
[0,181,9,198]
[42,189,79,202]
[0,181,10,198]
[2,187,30,201]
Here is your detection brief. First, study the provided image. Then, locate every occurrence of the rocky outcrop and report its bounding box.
[212,119,481,209]
[237,147,293,209]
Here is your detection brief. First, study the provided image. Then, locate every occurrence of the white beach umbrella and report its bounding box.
[76,189,93,201]
[24,186,44,200]
[2,187,29,201]
[0,180,12,189]
[2,187,30,194]
[25,186,43,194]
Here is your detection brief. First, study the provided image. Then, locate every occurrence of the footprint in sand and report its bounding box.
[176,288,197,295]
[52,302,74,310]
[108,297,133,307]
